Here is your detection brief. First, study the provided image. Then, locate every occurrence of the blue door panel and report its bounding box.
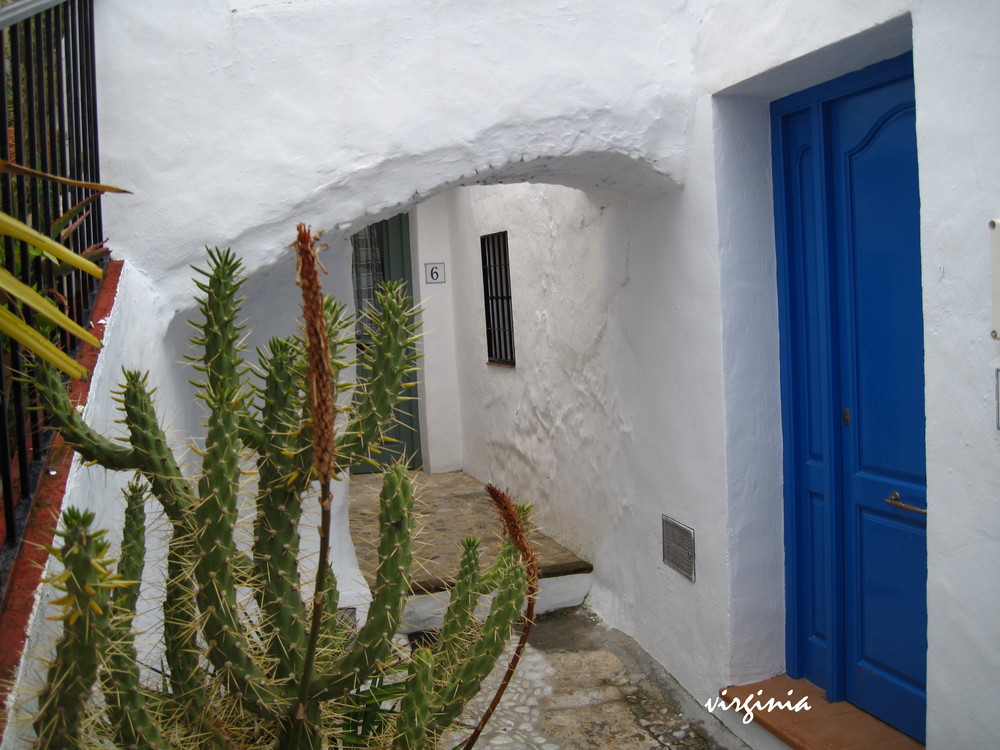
[854,510,927,682]
[833,70,926,740]
[833,90,926,484]
[850,507,927,736]
[776,108,835,684]
[774,53,926,742]
[807,492,828,642]
[776,98,839,696]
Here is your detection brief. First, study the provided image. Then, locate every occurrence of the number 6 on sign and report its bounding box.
[425,262,446,284]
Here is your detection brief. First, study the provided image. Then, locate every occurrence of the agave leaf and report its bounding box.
[0,211,102,279]
[52,243,111,278]
[59,209,90,241]
[0,267,100,347]
[52,192,100,239]
[0,306,87,380]
[0,159,129,194]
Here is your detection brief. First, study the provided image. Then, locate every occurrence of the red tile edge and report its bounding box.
[0,260,124,738]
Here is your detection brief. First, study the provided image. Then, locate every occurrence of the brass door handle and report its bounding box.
[883,491,927,515]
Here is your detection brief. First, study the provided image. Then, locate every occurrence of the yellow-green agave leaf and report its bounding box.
[0,211,103,279]
[0,159,130,195]
[0,306,88,381]
[0,268,100,348]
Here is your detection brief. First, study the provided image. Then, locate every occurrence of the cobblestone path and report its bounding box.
[443,608,742,750]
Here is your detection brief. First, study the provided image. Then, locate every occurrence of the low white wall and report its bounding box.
[59,263,178,530]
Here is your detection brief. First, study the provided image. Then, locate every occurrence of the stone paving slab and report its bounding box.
[349,470,592,594]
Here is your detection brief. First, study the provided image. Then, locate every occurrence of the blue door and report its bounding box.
[773,53,926,742]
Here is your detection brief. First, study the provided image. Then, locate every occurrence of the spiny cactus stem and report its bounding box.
[288,478,333,748]
[461,486,539,750]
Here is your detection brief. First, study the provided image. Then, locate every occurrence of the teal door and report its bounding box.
[351,213,422,472]
[773,54,926,741]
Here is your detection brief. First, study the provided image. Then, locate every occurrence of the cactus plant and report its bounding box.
[30,224,532,749]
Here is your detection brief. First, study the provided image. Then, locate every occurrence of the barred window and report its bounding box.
[480,231,515,366]
[351,222,386,344]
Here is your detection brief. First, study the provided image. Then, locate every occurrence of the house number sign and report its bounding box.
[425,263,446,284]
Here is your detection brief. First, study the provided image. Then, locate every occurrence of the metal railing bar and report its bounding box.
[8,24,37,478]
[65,2,80,185]
[0,32,14,545]
[82,1,101,245]
[73,0,101,311]
[0,0,64,30]
[0,0,104,571]
[0,406,13,544]
[50,6,78,345]
[24,16,47,457]
[0,82,23,541]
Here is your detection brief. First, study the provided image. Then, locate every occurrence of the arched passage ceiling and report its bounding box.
[97,0,695,296]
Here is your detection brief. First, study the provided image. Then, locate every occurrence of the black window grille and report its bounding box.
[351,221,386,345]
[480,231,515,366]
[0,0,105,600]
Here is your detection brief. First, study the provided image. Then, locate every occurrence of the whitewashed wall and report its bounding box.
[910,3,1000,745]
[9,0,1000,747]
[430,183,619,560]
[406,173,739,713]
[406,176,737,708]
[409,192,464,473]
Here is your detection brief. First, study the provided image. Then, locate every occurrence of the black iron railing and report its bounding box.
[0,0,103,595]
